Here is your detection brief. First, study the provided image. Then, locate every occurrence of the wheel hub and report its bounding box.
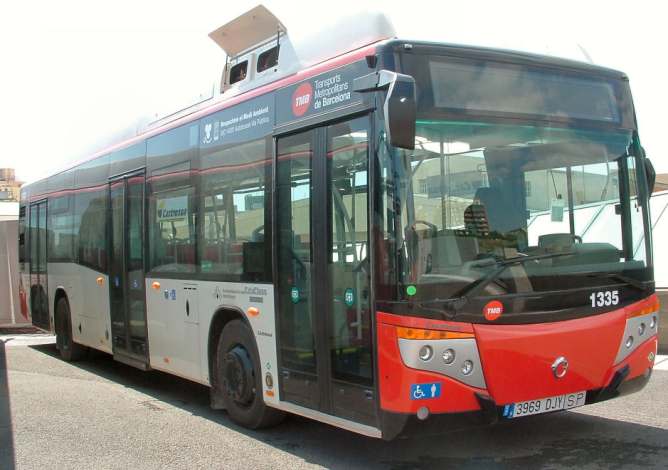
[222,345,255,405]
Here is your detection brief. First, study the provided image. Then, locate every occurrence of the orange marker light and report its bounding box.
[265,390,275,397]
[96,277,104,286]
[152,281,161,290]
[627,297,660,319]
[247,307,260,317]
[396,326,474,340]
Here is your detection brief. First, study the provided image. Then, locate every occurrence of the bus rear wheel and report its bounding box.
[216,319,285,429]
[55,297,87,362]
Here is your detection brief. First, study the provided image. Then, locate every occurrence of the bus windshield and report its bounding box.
[378,120,651,307]
[373,52,652,317]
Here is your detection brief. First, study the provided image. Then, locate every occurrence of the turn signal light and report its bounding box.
[96,277,104,286]
[396,327,474,340]
[247,307,260,317]
[151,281,161,290]
[626,297,659,319]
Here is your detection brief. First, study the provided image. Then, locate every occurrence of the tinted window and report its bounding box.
[257,46,279,73]
[147,124,199,274]
[48,195,76,262]
[428,60,619,122]
[230,61,248,84]
[75,188,108,272]
[200,137,271,281]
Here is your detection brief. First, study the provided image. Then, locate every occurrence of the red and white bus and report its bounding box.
[18,6,659,439]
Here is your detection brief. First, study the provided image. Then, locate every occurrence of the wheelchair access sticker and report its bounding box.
[410,382,442,400]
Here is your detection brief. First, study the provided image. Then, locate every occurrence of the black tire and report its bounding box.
[216,319,285,429]
[55,297,87,362]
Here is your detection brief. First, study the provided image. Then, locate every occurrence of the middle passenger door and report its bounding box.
[276,116,375,426]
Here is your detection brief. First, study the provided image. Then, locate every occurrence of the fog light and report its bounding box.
[638,323,646,336]
[419,345,433,362]
[625,336,634,349]
[417,406,430,420]
[442,348,456,364]
[461,360,474,376]
[650,316,657,330]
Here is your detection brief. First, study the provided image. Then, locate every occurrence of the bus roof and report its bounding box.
[22,37,631,199]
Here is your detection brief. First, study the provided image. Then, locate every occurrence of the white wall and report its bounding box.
[0,220,20,326]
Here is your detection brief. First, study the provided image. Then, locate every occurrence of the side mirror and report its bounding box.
[644,157,656,194]
[353,70,416,150]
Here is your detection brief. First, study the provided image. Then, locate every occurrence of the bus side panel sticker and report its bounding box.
[410,382,442,400]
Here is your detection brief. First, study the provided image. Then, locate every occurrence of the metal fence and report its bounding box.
[0,220,20,326]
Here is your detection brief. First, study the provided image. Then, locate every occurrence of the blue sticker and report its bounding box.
[502,404,515,418]
[170,289,177,301]
[132,279,139,289]
[410,382,441,400]
[164,290,169,300]
[114,276,120,288]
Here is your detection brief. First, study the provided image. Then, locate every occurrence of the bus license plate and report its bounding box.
[503,391,586,419]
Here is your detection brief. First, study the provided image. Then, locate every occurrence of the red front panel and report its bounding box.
[473,311,626,404]
[378,322,484,414]
[377,296,658,414]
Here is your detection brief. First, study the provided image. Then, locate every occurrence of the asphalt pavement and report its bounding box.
[1,335,667,470]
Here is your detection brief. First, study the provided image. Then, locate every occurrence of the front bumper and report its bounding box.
[376,297,658,440]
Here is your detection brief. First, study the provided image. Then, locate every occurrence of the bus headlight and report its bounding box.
[419,345,433,362]
[614,297,659,365]
[442,348,456,364]
[625,336,634,349]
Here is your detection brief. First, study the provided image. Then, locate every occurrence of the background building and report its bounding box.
[0,168,22,202]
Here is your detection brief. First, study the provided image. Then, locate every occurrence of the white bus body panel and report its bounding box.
[145,278,279,404]
[48,262,112,353]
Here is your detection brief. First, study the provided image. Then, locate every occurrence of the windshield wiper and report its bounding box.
[446,252,575,314]
[585,272,649,292]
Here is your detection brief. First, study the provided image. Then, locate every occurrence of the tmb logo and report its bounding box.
[292,82,313,117]
[483,300,504,321]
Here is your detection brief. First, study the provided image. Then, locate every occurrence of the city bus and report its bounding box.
[18,6,659,439]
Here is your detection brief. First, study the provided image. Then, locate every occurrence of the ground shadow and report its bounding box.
[28,343,668,469]
[0,340,16,470]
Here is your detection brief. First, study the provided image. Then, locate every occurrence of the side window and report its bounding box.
[147,124,199,274]
[148,168,197,273]
[75,189,108,272]
[257,46,279,73]
[200,137,271,281]
[48,195,76,262]
[626,156,646,261]
[230,61,248,84]
[29,204,39,270]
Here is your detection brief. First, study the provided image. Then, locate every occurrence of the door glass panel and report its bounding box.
[277,132,315,375]
[327,119,372,386]
[29,202,49,329]
[127,177,147,355]
[37,204,47,273]
[109,182,126,349]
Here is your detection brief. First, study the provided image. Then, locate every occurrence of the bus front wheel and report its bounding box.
[216,319,285,429]
[55,297,87,362]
